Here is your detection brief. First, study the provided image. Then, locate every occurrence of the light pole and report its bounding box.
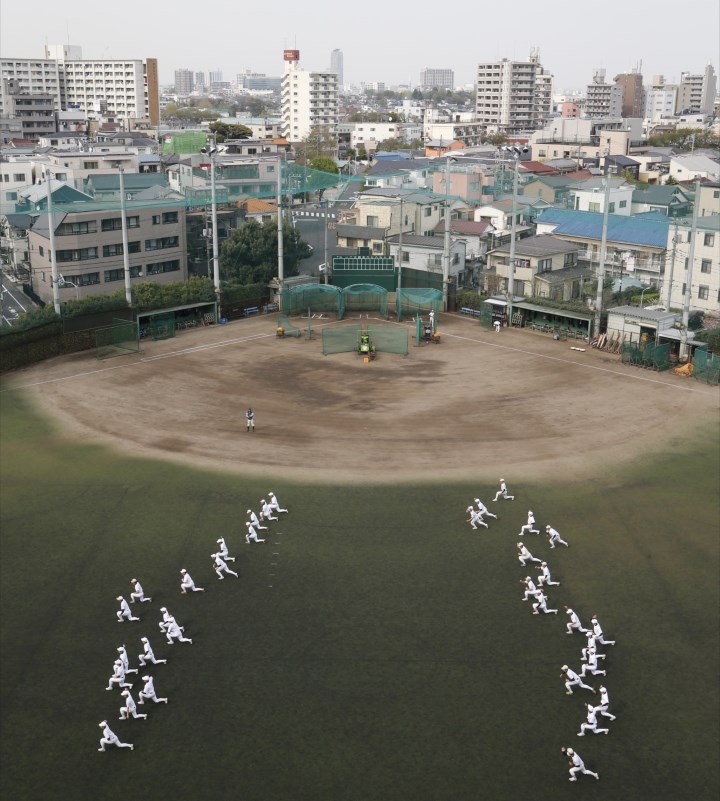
[442,154,455,311]
[502,145,528,327]
[118,167,132,306]
[200,140,221,304]
[639,286,650,308]
[46,181,61,314]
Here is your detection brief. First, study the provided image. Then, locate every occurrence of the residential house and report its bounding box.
[472,197,533,239]
[695,181,720,217]
[631,185,692,217]
[522,175,583,206]
[335,224,386,254]
[363,159,431,191]
[535,207,670,287]
[83,172,169,200]
[429,162,484,206]
[0,212,32,276]
[27,202,188,304]
[485,234,585,300]
[604,154,640,179]
[386,233,466,284]
[355,189,450,237]
[570,177,634,216]
[668,153,719,183]
[424,139,466,158]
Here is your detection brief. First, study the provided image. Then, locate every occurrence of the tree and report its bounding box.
[308,155,338,174]
[294,126,337,166]
[693,326,720,354]
[209,121,253,142]
[219,218,312,284]
[647,127,720,150]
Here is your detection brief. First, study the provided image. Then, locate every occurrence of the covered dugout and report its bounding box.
[341,284,389,319]
[396,288,443,322]
[283,284,344,317]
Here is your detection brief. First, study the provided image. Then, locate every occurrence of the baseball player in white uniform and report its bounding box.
[519,510,539,535]
[117,645,138,675]
[158,607,176,633]
[180,569,206,594]
[517,542,542,566]
[119,688,147,720]
[565,607,589,635]
[216,537,235,562]
[579,648,606,677]
[165,619,192,645]
[532,591,558,615]
[467,506,489,530]
[521,577,542,601]
[590,616,616,645]
[561,665,596,695]
[582,632,606,661]
[578,703,609,736]
[268,492,288,514]
[260,499,277,522]
[246,522,266,544]
[212,552,239,579]
[246,407,255,431]
[247,509,267,530]
[106,660,133,691]
[492,478,515,501]
[593,685,617,721]
[116,596,139,623]
[537,561,560,586]
[138,675,168,705]
[546,525,569,548]
[474,498,497,520]
[138,636,166,666]
[129,578,151,604]
[562,747,599,781]
[98,721,133,752]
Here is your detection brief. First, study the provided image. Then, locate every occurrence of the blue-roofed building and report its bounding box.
[535,208,670,286]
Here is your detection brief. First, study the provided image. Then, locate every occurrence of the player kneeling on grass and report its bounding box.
[561,747,599,782]
[180,569,206,594]
[246,522,266,544]
[467,506,488,530]
[212,551,239,579]
[98,721,133,752]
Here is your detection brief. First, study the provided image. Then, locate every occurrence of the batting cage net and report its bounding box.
[368,325,408,356]
[283,285,344,317]
[478,304,494,328]
[276,313,301,338]
[322,325,361,355]
[341,284,389,319]
[149,313,176,341]
[693,348,720,385]
[95,319,140,360]
[396,288,443,321]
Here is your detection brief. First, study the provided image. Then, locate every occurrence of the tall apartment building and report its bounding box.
[419,68,454,91]
[645,76,677,121]
[208,70,223,85]
[174,68,194,96]
[281,50,338,142]
[1,47,160,127]
[195,72,206,91]
[330,49,344,90]
[1,79,57,139]
[676,64,717,114]
[614,70,645,118]
[475,52,553,134]
[584,69,625,118]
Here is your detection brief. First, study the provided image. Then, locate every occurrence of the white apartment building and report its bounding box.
[330,50,344,90]
[420,68,454,91]
[645,78,678,122]
[475,52,553,134]
[281,51,338,142]
[0,48,160,128]
[662,215,720,315]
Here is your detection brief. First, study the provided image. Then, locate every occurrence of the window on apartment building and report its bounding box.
[13,173,26,182]
[704,233,715,247]
[401,251,409,262]
[38,246,44,257]
[6,192,17,201]
[424,207,432,217]
[682,283,687,295]
[83,161,99,169]
[102,242,140,257]
[372,243,383,253]
[700,259,712,273]
[104,268,124,282]
[145,237,179,251]
[537,258,552,273]
[129,266,142,278]
[101,216,139,231]
[608,202,616,213]
[366,215,379,226]
[56,221,97,235]
[62,272,100,285]
[146,259,180,275]
[619,200,627,208]
[684,258,689,270]
[162,211,178,224]
[56,247,98,262]
[152,214,161,225]
[698,285,709,300]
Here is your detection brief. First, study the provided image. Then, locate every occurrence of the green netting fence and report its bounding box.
[621,342,642,365]
[342,284,389,319]
[651,343,671,371]
[478,303,494,328]
[322,325,361,355]
[95,319,140,360]
[368,325,408,356]
[396,288,443,322]
[693,349,720,385]
[149,313,176,341]
[283,285,344,317]
[277,313,301,338]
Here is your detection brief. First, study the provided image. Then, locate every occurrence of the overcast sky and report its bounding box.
[2,0,718,92]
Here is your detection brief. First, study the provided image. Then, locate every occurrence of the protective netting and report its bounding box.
[283,285,344,317]
[478,304,494,328]
[342,284,388,319]
[95,319,140,359]
[693,349,720,385]
[651,343,671,371]
[277,313,301,338]
[368,325,408,355]
[149,313,176,340]
[396,288,443,322]
[322,325,361,355]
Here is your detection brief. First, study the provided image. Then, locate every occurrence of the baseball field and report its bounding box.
[1,313,718,801]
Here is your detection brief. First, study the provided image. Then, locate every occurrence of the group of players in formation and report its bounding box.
[97,492,288,752]
[470,479,618,782]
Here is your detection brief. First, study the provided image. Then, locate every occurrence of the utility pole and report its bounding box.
[276,154,284,305]
[443,154,452,311]
[47,181,61,314]
[680,179,701,360]
[592,175,613,338]
[506,155,520,328]
[119,167,132,306]
[664,223,679,311]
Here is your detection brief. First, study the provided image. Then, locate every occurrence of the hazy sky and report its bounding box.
[1,0,718,91]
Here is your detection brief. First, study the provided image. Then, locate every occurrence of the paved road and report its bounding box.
[1,274,32,326]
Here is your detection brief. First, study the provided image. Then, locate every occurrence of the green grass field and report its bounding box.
[1,388,718,801]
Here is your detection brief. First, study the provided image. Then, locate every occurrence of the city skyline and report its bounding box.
[1,0,718,92]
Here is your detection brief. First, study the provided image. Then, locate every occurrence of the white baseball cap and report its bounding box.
[545,525,551,530]
[116,596,123,601]
[474,498,480,503]
[121,690,129,696]
[142,675,150,681]
[567,748,574,755]
[529,510,533,514]
[180,569,187,574]
[117,646,124,651]
[246,522,251,527]
[99,721,107,727]
[131,578,137,583]
[500,478,505,481]
[160,607,167,612]
[517,542,523,547]
[525,576,531,581]
[562,665,568,670]
[141,637,148,642]
[591,617,598,623]
[541,561,547,566]
[217,538,222,543]
[246,509,252,514]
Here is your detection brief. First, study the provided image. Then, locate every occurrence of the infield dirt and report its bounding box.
[6,313,719,484]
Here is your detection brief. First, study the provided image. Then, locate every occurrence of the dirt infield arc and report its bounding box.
[5,314,718,484]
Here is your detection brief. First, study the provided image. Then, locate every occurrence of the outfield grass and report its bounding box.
[1,388,718,801]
